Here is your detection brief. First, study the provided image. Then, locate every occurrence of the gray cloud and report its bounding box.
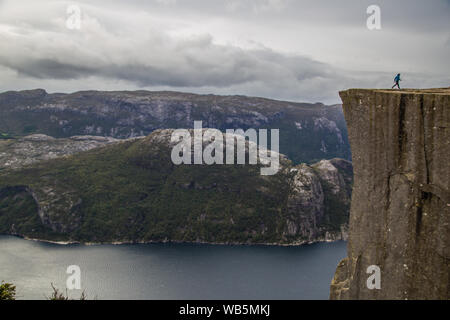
[0,0,448,104]
[0,22,329,88]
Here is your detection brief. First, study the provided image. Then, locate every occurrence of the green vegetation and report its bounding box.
[0,281,16,300]
[0,136,288,243]
[0,89,353,244]
[0,132,351,245]
[0,186,58,239]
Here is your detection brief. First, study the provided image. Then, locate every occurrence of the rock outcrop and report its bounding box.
[0,134,130,170]
[330,88,449,300]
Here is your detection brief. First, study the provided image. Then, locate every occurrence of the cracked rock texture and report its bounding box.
[330,88,449,300]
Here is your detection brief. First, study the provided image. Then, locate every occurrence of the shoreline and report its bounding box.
[1,234,347,248]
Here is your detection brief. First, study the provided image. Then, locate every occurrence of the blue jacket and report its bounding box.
[394,75,401,82]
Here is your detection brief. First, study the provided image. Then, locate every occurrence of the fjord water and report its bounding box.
[0,235,346,300]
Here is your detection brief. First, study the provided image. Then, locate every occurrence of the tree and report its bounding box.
[0,281,16,300]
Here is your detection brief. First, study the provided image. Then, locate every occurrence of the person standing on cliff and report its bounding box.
[392,73,401,89]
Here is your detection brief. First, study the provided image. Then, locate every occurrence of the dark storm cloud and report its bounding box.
[3,59,96,79]
[0,28,329,88]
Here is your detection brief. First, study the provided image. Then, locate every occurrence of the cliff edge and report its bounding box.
[330,88,449,300]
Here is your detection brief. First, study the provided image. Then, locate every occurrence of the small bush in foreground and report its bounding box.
[0,281,16,300]
[47,283,87,300]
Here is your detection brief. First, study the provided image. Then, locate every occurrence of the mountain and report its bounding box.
[0,130,352,245]
[330,88,449,300]
[0,89,350,164]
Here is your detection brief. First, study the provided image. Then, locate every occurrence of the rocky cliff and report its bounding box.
[330,88,449,300]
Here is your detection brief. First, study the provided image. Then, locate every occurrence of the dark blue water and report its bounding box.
[0,235,346,300]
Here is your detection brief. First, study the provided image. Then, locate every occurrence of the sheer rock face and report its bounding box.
[285,159,352,243]
[330,88,450,300]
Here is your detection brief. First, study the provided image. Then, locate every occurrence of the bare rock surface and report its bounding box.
[0,134,136,170]
[330,88,449,300]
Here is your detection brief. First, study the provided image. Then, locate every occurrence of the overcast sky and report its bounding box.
[0,0,449,104]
